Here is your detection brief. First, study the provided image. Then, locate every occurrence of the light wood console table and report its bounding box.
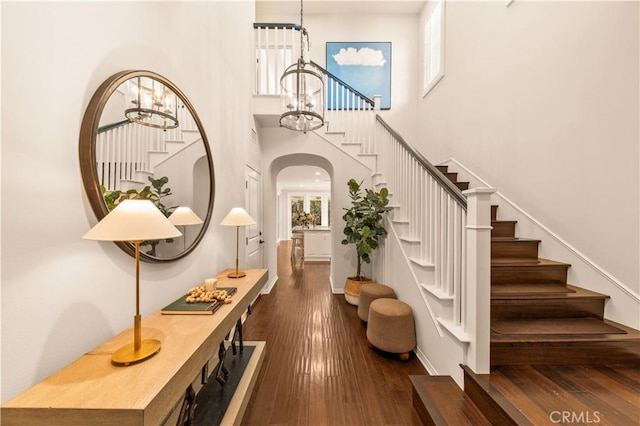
[1,269,268,426]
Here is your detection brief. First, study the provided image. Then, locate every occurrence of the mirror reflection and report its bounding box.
[81,71,214,262]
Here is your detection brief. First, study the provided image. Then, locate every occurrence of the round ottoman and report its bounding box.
[366,298,416,361]
[357,283,396,323]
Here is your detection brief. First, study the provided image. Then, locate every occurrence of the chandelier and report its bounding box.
[125,76,179,131]
[279,0,325,132]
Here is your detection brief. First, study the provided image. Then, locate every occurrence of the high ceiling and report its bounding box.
[256,0,426,16]
[260,0,424,192]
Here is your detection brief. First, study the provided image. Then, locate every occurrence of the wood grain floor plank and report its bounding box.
[491,365,640,426]
[241,242,426,425]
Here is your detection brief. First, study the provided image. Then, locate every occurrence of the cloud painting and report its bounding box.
[326,42,391,110]
[332,47,387,67]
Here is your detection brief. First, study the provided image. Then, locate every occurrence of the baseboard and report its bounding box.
[262,275,278,294]
[415,347,438,376]
[330,274,344,293]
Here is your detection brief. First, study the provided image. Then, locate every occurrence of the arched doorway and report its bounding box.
[266,154,334,285]
[259,131,374,294]
[277,165,331,242]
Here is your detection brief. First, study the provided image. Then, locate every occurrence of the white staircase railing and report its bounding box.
[376,117,467,316]
[322,67,378,150]
[374,116,494,375]
[254,23,378,149]
[96,104,196,191]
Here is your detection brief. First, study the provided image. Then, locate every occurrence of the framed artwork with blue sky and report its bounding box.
[326,42,392,110]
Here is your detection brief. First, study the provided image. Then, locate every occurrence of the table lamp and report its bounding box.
[83,199,182,365]
[220,207,256,278]
[168,206,203,250]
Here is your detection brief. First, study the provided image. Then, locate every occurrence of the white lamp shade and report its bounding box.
[220,207,256,227]
[83,199,182,241]
[168,206,204,226]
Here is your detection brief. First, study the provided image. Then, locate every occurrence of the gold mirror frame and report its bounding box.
[79,70,215,262]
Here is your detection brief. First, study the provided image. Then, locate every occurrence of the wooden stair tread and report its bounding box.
[491,335,640,366]
[491,318,640,343]
[491,317,628,336]
[492,257,569,267]
[491,258,541,265]
[492,282,575,297]
[491,283,610,299]
[492,237,540,242]
[409,375,491,426]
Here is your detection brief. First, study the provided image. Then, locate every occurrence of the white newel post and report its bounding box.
[463,187,496,374]
[373,95,381,111]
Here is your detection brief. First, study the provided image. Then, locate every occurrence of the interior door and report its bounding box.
[245,165,263,269]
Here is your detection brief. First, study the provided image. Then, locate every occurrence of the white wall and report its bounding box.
[418,1,639,295]
[1,1,255,402]
[256,10,421,144]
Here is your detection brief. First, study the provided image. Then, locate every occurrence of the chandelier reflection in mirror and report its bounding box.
[279,0,324,132]
[125,76,179,130]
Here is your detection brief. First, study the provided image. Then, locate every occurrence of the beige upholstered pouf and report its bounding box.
[366,298,416,361]
[357,283,396,322]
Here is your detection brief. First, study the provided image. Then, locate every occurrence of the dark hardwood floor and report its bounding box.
[489,364,640,425]
[241,242,427,425]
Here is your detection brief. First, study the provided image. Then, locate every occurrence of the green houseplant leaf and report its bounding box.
[101,176,178,256]
[341,178,390,281]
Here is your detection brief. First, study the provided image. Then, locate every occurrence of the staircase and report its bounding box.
[96,106,200,193]
[433,164,640,367]
[252,21,640,423]
[411,165,640,425]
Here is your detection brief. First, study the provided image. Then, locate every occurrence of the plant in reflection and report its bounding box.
[102,176,177,255]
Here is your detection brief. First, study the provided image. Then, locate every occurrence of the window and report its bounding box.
[291,195,304,229]
[423,0,445,96]
[309,196,322,226]
[288,192,330,234]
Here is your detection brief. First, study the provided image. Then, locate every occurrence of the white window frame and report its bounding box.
[422,0,446,97]
[287,192,330,236]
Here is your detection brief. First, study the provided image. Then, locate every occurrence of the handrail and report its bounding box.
[310,60,375,107]
[98,119,130,134]
[253,22,308,41]
[253,22,302,31]
[375,115,467,210]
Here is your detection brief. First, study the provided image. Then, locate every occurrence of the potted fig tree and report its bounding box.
[342,178,390,305]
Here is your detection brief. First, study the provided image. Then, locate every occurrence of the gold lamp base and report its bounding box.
[227,270,246,278]
[112,339,161,366]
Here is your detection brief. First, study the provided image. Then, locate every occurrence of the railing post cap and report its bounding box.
[462,187,496,196]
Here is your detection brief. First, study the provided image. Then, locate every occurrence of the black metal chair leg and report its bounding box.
[237,318,244,353]
[214,342,228,385]
[231,318,244,355]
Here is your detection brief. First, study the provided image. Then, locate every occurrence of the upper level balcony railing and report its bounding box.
[254,23,379,148]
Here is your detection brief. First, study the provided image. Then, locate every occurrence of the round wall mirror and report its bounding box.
[79,70,215,262]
